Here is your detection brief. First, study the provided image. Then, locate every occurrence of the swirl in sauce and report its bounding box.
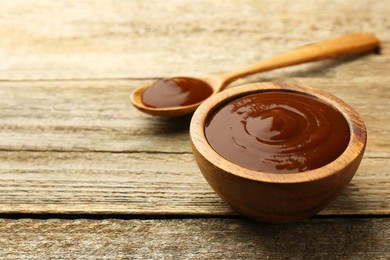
[142,77,213,108]
[205,91,350,173]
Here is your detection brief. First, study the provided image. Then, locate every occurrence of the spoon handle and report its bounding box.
[218,33,379,86]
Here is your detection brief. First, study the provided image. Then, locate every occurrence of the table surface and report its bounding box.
[1,0,389,258]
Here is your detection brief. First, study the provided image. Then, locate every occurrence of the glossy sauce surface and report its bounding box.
[205,91,350,173]
[142,77,213,108]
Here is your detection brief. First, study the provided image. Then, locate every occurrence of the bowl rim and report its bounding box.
[190,82,367,184]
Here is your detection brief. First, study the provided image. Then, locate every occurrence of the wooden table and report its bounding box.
[1,0,389,258]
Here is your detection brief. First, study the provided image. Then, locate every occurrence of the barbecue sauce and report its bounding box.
[142,77,213,108]
[205,91,350,173]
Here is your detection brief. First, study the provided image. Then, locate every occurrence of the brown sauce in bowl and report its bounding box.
[141,77,213,108]
[205,91,350,173]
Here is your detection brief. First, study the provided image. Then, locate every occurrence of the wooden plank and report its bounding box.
[0,79,192,153]
[0,151,388,215]
[0,218,389,259]
[0,76,389,156]
[0,0,389,80]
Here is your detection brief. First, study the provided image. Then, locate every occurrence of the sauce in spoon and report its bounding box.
[142,77,214,108]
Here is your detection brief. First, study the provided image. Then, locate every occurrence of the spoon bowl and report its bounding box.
[130,75,225,117]
[131,33,379,117]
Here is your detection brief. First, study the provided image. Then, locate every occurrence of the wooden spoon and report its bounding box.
[130,33,379,117]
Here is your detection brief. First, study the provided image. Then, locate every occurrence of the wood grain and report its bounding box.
[0,151,388,215]
[0,0,389,80]
[1,218,389,259]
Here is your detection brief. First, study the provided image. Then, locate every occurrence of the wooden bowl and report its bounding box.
[190,82,367,223]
